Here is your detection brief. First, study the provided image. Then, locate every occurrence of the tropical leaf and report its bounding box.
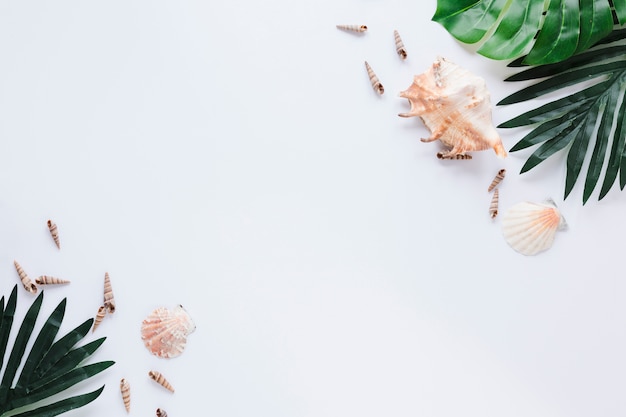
[0,286,113,417]
[433,0,621,65]
[499,33,626,203]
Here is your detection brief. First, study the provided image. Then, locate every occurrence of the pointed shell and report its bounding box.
[489,189,499,219]
[92,305,107,332]
[364,61,384,95]
[14,261,37,294]
[120,378,131,412]
[156,408,168,417]
[398,56,507,159]
[141,305,196,358]
[149,370,175,392]
[501,200,567,256]
[47,220,60,249]
[488,169,506,192]
[336,24,367,33]
[103,272,115,313]
[394,29,407,59]
[36,275,70,285]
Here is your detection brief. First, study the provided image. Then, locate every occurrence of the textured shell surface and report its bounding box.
[103,272,115,313]
[47,220,60,249]
[399,56,507,159]
[120,378,131,412]
[36,275,70,285]
[149,370,175,392]
[141,305,196,358]
[156,408,168,417]
[501,200,567,256]
[14,261,37,294]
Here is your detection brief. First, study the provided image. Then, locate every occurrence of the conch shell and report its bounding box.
[399,56,507,159]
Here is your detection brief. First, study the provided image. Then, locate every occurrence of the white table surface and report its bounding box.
[0,1,624,416]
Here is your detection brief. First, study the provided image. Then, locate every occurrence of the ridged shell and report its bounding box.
[399,56,507,159]
[14,261,37,294]
[120,378,131,412]
[103,272,115,313]
[149,370,175,392]
[92,305,107,332]
[336,24,367,33]
[156,408,168,417]
[141,305,196,358]
[501,200,567,256]
[489,189,499,219]
[36,275,70,285]
[47,220,60,249]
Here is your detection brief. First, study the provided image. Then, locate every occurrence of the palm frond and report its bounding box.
[433,0,622,65]
[499,33,626,203]
[0,285,113,417]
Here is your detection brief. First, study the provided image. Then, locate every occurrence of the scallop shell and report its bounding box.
[149,370,175,392]
[47,220,60,249]
[399,56,507,159]
[36,275,70,285]
[156,408,168,417]
[120,378,131,412]
[141,305,196,358]
[14,261,37,294]
[103,272,115,313]
[501,200,567,256]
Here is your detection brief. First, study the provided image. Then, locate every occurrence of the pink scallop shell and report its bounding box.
[141,305,196,358]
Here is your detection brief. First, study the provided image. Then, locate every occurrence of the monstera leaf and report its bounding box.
[0,285,114,417]
[498,29,626,203]
[433,0,626,65]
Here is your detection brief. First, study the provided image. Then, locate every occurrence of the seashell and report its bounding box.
[141,305,196,358]
[35,275,70,285]
[489,189,499,219]
[399,56,507,159]
[156,408,168,417]
[14,261,37,294]
[501,199,567,256]
[437,152,471,160]
[103,272,115,313]
[120,378,131,412]
[336,24,367,33]
[488,169,506,192]
[364,61,384,95]
[394,30,407,60]
[149,370,175,392]
[92,305,107,332]
[47,220,60,249]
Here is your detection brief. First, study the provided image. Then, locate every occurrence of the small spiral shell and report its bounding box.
[394,30,407,60]
[336,24,367,33]
[437,152,472,160]
[36,275,70,285]
[14,261,37,294]
[488,169,506,192]
[120,378,131,412]
[489,188,499,219]
[103,272,116,313]
[149,370,175,392]
[156,408,168,417]
[364,61,384,95]
[92,305,107,332]
[47,220,60,249]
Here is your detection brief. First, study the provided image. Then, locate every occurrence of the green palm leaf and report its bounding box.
[433,0,621,65]
[499,33,626,203]
[0,286,113,417]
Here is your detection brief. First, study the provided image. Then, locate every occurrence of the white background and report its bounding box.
[0,1,624,416]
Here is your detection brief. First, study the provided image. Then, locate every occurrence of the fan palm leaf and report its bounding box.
[0,285,113,417]
[433,0,625,65]
[498,30,626,203]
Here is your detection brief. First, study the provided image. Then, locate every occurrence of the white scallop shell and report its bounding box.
[501,200,567,256]
[141,305,196,358]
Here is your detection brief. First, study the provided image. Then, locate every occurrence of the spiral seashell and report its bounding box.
[501,199,567,256]
[120,378,130,412]
[336,24,367,33]
[399,56,507,159]
[488,169,506,192]
[47,219,60,249]
[394,30,407,60]
[156,408,168,417]
[437,152,472,160]
[141,305,196,358]
[364,61,384,95]
[14,261,37,294]
[149,370,175,392]
[35,275,70,285]
[489,189,499,219]
[103,272,115,313]
[92,305,107,332]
